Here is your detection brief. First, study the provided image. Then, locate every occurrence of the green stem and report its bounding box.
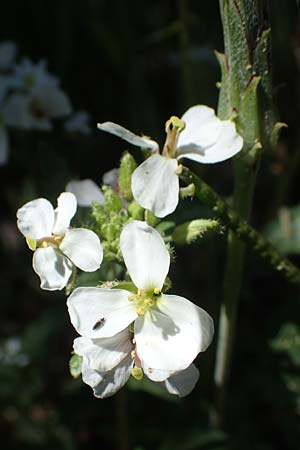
[213,157,257,426]
[179,166,300,285]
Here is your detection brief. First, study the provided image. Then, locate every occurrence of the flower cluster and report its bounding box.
[16,102,243,398]
[0,41,91,165]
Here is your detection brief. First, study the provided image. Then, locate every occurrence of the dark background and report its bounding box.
[1,1,300,449]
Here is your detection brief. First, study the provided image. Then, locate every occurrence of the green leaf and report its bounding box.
[264,205,300,255]
[69,353,83,379]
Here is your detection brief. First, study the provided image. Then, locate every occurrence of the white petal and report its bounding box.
[64,110,91,135]
[32,247,73,290]
[74,328,133,372]
[2,94,32,129]
[177,106,243,163]
[97,122,159,152]
[0,126,9,165]
[67,287,137,339]
[17,198,54,239]
[164,364,199,397]
[120,220,170,291]
[31,85,72,118]
[81,354,133,399]
[178,105,221,150]
[65,179,104,207]
[102,168,119,190]
[60,228,103,271]
[52,192,77,236]
[135,294,214,381]
[131,154,179,218]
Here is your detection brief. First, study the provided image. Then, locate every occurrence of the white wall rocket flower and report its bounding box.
[3,84,72,130]
[73,328,200,398]
[98,105,243,217]
[67,220,214,385]
[17,192,103,290]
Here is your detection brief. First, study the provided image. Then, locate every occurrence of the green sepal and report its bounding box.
[26,236,37,251]
[98,280,137,293]
[119,152,137,201]
[128,201,144,220]
[145,209,160,227]
[179,183,195,199]
[172,219,223,245]
[69,353,83,379]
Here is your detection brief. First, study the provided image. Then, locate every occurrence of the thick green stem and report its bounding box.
[180,166,300,285]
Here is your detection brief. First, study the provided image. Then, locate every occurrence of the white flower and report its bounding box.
[0,41,17,71]
[3,84,72,130]
[64,110,91,135]
[16,192,103,290]
[10,58,58,90]
[98,105,243,217]
[74,328,199,398]
[67,220,214,383]
[66,179,104,207]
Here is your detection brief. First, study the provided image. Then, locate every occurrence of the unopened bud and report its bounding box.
[119,152,137,201]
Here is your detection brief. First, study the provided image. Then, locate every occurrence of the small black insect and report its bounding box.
[92,317,106,330]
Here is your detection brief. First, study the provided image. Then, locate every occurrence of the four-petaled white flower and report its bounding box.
[17,192,103,290]
[67,220,214,384]
[98,105,243,217]
[73,328,200,398]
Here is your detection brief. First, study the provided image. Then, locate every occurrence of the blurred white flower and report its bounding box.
[98,105,243,217]
[64,110,91,135]
[0,337,29,367]
[0,41,17,71]
[73,328,199,398]
[68,220,214,383]
[10,58,58,90]
[3,84,72,130]
[17,192,103,290]
[66,179,104,207]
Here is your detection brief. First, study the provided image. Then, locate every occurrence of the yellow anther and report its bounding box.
[136,306,145,316]
[40,241,48,248]
[137,289,142,296]
[128,295,135,302]
[144,298,154,306]
[153,288,161,295]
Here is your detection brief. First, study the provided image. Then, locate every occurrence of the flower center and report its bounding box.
[30,98,47,119]
[162,115,185,158]
[128,288,161,316]
[37,235,63,248]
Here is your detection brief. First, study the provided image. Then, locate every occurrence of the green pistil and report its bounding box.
[128,288,161,316]
[162,115,186,158]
